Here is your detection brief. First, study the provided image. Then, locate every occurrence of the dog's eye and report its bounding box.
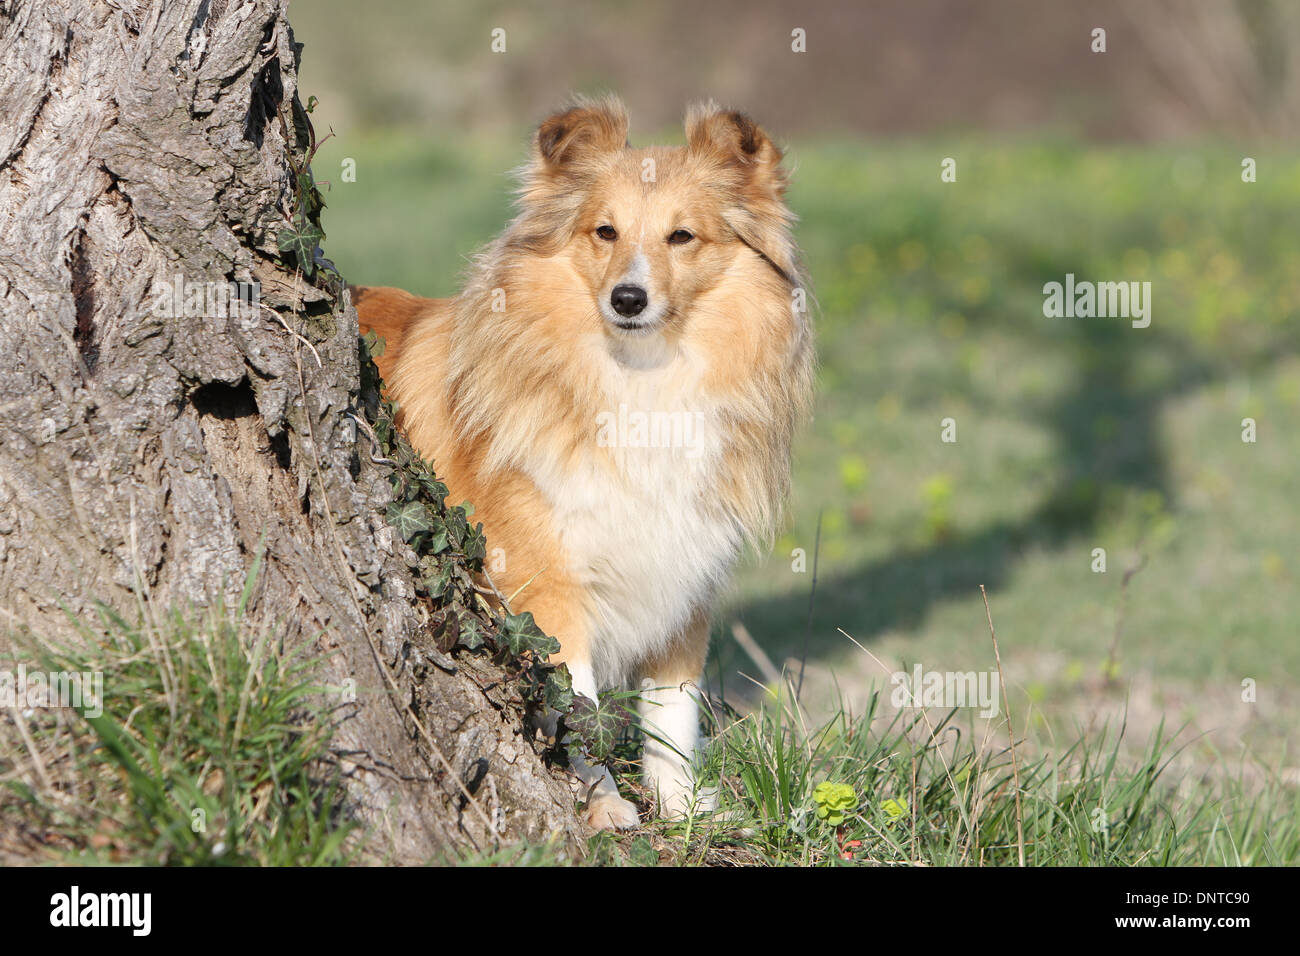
[595,225,618,241]
[667,229,694,245]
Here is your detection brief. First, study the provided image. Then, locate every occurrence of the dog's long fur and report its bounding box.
[354,96,813,828]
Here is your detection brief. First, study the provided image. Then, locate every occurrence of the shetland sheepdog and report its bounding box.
[353,96,813,830]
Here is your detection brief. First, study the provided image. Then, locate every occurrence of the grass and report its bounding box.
[573,594,1299,867]
[0,565,353,866]
[11,583,1292,866]
[587,685,1300,867]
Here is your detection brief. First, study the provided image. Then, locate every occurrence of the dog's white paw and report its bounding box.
[583,793,641,831]
[644,756,715,820]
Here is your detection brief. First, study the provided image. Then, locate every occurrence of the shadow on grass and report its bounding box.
[722,298,1226,685]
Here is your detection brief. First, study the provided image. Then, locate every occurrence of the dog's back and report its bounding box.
[350,284,442,385]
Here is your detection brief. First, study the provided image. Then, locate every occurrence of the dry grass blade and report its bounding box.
[980,585,1024,867]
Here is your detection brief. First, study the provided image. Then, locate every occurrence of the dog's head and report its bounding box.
[509,96,803,346]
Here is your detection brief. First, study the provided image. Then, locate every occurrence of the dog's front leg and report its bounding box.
[514,576,639,830]
[564,657,641,830]
[638,615,714,819]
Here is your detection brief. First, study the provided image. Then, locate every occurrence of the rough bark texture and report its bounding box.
[0,0,585,862]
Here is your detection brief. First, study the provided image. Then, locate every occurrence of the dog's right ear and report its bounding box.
[533,97,629,174]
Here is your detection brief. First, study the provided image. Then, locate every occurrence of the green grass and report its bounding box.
[310,129,1299,865]
[0,569,353,866]
[473,659,1300,866]
[573,686,1300,867]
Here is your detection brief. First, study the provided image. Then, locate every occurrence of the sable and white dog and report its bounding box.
[355,96,813,829]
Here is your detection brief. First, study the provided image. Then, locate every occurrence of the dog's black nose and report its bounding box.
[610,284,648,318]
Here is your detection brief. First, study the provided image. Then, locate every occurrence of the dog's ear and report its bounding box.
[533,97,629,173]
[685,103,789,201]
[686,103,797,282]
[510,97,627,253]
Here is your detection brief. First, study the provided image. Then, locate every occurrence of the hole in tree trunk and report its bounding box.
[268,430,292,471]
[191,378,257,419]
[70,231,97,372]
[243,57,284,148]
[191,378,292,471]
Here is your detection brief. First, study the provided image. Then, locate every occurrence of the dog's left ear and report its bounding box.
[686,104,797,282]
[686,104,787,196]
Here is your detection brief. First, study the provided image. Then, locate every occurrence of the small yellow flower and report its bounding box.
[812,782,858,826]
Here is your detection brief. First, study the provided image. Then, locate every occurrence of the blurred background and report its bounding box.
[294,1,1300,775]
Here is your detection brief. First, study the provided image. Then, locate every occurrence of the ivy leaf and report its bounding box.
[390,441,418,474]
[430,610,459,654]
[458,617,488,651]
[462,522,487,564]
[626,836,659,867]
[565,693,631,764]
[423,514,450,554]
[387,500,431,542]
[277,219,324,275]
[499,611,560,659]
[444,507,468,550]
[417,474,450,506]
[422,557,453,600]
[543,664,574,712]
[372,414,393,449]
[388,471,413,507]
[296,171,325,219]
[409,454,440,486]
[362,330,386,359]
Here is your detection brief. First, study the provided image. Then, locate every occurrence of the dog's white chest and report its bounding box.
[540,373,741,688]
[558,450,738,686]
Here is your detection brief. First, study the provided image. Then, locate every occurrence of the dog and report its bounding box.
[353,96,813,830]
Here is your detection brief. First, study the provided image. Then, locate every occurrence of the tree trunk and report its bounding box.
[0,0,585,862]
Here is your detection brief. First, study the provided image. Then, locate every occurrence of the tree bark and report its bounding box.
[0,0,585,862]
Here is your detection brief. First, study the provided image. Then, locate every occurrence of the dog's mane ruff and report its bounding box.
[707,261,816,548]
[439,237,814,553]
[440,234,604,478]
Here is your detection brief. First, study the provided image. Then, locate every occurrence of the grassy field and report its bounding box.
[307,129,1300,863]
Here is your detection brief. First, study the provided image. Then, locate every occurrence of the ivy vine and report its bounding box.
[358,333,626,766]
